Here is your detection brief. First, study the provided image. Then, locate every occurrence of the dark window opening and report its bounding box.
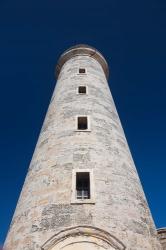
[76,172,90,199]
[77,117,88,130]
[79,68,86,74]
[78,86,86,94]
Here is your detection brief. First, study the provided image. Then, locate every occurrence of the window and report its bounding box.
[79,68,86,74]
[78,86,86,94]
[71,169,95,204]
[76,172,90,199]
[75,116,91,132]
[77,116,88,130]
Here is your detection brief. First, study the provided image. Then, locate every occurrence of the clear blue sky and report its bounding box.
[0,0,166,245]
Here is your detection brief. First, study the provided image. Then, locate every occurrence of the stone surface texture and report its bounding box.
[158,228,166,249]
[4,45,162,250]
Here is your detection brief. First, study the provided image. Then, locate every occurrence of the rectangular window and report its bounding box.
[79,68,86,74]
[76,172,90,199]
[77,116,88,130]
[78,86,86,94]
[71,169,95,204]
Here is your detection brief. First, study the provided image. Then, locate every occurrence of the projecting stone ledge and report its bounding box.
[158,228,166,250]
[56,44,109,79]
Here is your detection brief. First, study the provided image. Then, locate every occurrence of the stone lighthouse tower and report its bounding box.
[4,45,162,250]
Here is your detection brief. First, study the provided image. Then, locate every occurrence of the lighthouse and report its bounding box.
[4,45,162,249]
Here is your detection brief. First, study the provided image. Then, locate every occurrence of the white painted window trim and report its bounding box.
[75,115,91,132]
[76,85,88,95]
[71,169,95,204]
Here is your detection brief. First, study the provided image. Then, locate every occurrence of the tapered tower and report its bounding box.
[4,45,162,250]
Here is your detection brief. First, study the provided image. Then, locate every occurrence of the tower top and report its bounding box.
[56,44,109,79]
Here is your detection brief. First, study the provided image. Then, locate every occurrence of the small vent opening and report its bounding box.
[79,68,86,74]
[78,86,86,94]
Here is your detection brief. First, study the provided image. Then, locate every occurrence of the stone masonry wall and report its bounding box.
[158,228,166,249]
[4,51,162,250]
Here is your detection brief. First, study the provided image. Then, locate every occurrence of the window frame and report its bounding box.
[77,85,88,95]
[78,68,86,74]
[76,172,90,199]
[71,169,95,204]
[75,115,91,132]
